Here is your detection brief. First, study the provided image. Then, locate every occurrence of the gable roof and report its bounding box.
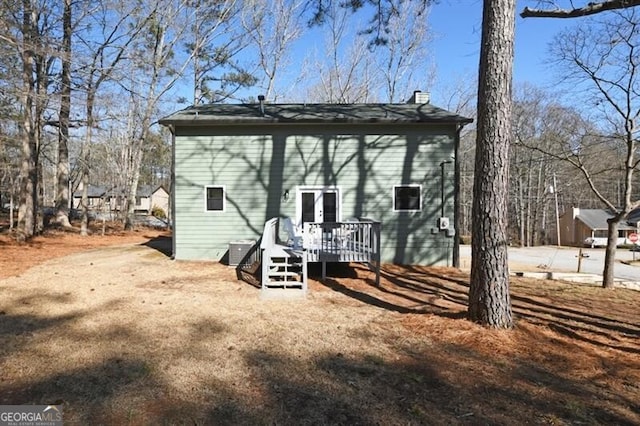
[72,185,107,198]
[73,185,168,198]
[138,185,169,197]
[159,103,473,126]
[152,185,169,196]
[575,209,637,230]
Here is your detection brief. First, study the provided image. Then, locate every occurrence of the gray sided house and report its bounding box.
[160,98,472,268]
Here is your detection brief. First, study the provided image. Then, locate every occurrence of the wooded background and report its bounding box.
[0,0,638,244]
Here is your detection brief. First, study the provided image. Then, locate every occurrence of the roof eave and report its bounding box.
[158,117,473,127]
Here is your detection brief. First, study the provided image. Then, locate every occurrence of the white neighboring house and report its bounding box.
[135,185,170,217]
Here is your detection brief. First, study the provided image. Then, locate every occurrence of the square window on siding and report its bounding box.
[205,186,225,211]
[393,185,422,212]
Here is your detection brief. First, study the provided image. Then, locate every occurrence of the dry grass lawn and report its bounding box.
[0,224,639,425]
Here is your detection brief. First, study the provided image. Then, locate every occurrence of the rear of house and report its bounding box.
[160,97,471,266]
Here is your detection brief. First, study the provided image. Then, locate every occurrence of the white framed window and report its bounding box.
[205,185,225,212]
[393,185,422,212]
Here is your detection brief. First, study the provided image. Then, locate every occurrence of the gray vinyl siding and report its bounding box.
[173,123,457,265]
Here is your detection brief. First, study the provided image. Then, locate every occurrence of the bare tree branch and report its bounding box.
[521,1,640,19]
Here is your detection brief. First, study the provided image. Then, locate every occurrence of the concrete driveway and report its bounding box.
[459,245,640,283]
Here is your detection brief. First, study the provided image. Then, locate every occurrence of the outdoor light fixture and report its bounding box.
[283,189,289,201]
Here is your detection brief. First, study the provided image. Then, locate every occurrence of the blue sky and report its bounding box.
[429,0,572,103]
[178,0,578,106]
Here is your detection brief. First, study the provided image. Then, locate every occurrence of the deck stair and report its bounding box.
[259,217,380,297]
[260,218,308,298]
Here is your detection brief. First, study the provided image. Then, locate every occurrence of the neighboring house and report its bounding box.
[135,185,170,216]
[160,92,472,267]
[73,184,170,217]
[72,185,108,210]
[558,207,639,247]
[150,185,170,217]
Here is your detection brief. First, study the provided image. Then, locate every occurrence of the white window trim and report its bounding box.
[393,184,422,212]
[204,185,226,212]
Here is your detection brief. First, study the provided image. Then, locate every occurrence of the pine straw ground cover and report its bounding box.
[0,227,639,425]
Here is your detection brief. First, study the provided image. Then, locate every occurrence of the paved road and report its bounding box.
[459,245,640,282]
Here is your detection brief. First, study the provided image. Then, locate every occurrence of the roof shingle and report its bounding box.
[159,103,473,126]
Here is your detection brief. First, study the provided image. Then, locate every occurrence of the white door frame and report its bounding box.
[295,186,342,227]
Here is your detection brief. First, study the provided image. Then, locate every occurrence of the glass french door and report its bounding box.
[298,188,339,225]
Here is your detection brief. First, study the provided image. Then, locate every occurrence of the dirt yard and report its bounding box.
[0,225,639,425]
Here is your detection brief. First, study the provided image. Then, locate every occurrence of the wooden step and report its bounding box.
[260,237,307,295]
[270,244,304,258]
[269,262,303,268]
[268,271,302,278]
[269,257,303,263]
[263,284,304,291]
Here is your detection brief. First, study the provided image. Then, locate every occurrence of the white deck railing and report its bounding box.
[303,220,381,264]
[260,217,279,252]
[259,218,381,287]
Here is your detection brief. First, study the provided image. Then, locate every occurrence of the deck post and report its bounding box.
[322,261,326,280]
[302,249,308,291]
[261,247,269,289]
[374,223,381,286]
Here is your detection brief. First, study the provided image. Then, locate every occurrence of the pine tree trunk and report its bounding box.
[468,0,516,328]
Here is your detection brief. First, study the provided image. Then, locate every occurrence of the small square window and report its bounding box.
[393,185,421,212]
[205,186,225,211]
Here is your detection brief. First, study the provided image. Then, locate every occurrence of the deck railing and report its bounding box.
[258,217,381,287]
[303,220,381,263]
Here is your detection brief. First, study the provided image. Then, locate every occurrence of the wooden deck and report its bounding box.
[304,220,381,286]
[259,218,381,294]
[303,221,380,261]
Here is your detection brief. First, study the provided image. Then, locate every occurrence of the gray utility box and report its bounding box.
[228,240,257,266]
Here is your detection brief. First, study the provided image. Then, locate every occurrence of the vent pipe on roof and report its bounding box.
[258,95,265,116]
[408,90,430,104]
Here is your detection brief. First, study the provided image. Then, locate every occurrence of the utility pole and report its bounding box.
[553,173,561,247]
